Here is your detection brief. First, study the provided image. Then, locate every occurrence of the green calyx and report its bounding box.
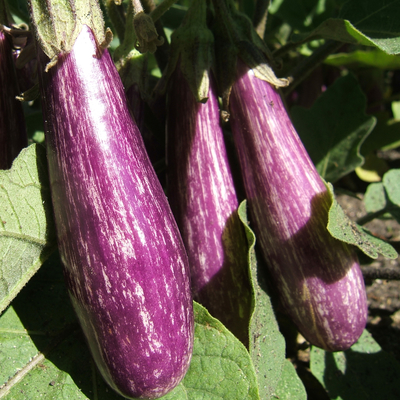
[133,11,164,54]
[211,0,288,111]
[156,0,214,103]
[29,0,111,66]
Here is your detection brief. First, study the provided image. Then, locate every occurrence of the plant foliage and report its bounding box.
[1,0,400,398]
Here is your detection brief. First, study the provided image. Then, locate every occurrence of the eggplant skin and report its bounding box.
[229,58,367,352]
[0,29,27,170]
[166,67,251,345]
[37,25,193,399]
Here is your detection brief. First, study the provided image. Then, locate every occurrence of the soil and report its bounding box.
[337,191,400,361]
[284,163,400,399]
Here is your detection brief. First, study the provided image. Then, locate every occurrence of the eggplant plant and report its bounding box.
[0,0,400,399]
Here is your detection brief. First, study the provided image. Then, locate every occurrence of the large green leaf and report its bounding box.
[291,74,375,183]
[325,48,400,69]
[364,182,388,213]
[291,0,400,54]
[0,144,57,315]
[0,253,260,399]
[326,183,398,259]
[338,0,400,54]
[238,201,306,400]
[274,360,308,400]
[165,303,260,400]
[310,329,400,400]
[384,169,400,207]
[362,170,400,223]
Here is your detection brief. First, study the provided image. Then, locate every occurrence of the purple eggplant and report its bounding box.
[0,27,27,169]
[166,66,251,345]
[228,58,367,351]
[36,25,193,399]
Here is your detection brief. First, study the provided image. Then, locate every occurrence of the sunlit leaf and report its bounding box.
[364,182,387,213]
[326,183,398,259]
[274,359,307,400]
[0,144,57,315]
[310,329,400,400]
[291,0,400,54]
[0,253,260,399]
[238,201,306,400]
[325,48,400,69]
[165,302,260,400]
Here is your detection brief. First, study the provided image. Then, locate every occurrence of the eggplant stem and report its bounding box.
[149,0,178,22]
[356,209,391,226]
[283,40,343,96]
[104,0,126,42]
[362,266,400,281]
[253,0,270,39]
[142,0,170,72]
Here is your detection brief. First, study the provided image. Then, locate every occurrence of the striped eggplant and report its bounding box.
[166,66,251,345]
[36,25,193,398]
[228,58,368,351]
[0,25,27,169]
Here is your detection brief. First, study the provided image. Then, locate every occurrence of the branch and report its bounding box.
[362,266,400,281]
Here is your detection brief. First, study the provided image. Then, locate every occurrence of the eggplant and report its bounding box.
[36,24,193,399]
[228,58,368,351]
[166,66,251,345]
[0,26,27,169]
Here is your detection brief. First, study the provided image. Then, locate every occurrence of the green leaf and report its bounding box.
[325,48,400,69]
[238,201,306,400]
[382,169,400,223]
[164,302,260,400]
[310,329,400,400]
[0,253,101,399]
[364,182,387,213]
[362,170,400,224]
[291,1,400,55]
[0,144,57,315]
[383,169,400,206]
[291,74,375,183]
[274,360,307,400]
[326,182,398,259]
[355,153,389,183]
[0,253,260,399]
[338,0,400,55]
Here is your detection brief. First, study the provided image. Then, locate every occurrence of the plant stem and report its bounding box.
[149,0,178,22]
[142,0,169,72]
[253,0,270,39]
[283,40,343,96]
[273,38,311,59]
[104,0,126,42]
[356,209,390,226]
[362,266,400,281]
